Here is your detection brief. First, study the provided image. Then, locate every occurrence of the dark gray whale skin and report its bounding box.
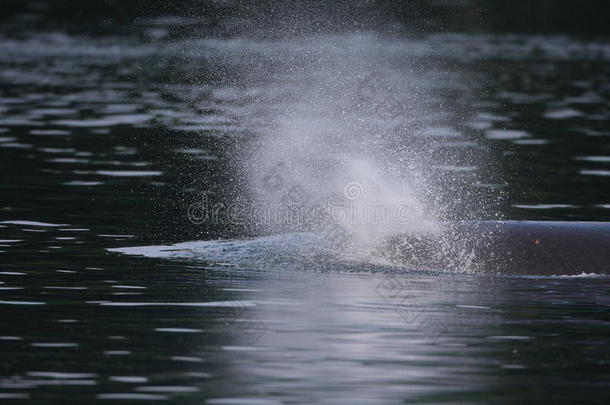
[385,221,610,276]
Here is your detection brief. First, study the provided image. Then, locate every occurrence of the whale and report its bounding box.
[109,221,610,276]
[382,221,610,275]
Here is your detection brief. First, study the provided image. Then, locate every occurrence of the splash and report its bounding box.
[235,33,491,268]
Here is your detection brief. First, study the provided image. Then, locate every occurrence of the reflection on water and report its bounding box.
[1,13,610,405]
[2,248,609,403]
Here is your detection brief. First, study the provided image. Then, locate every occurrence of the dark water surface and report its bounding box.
[1,17,610,405]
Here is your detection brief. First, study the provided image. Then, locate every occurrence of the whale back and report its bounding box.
[382,221,610,275]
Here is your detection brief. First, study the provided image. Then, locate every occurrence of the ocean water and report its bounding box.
[1,10,610,404]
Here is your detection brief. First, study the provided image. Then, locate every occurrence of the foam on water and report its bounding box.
[109,233,373,272]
